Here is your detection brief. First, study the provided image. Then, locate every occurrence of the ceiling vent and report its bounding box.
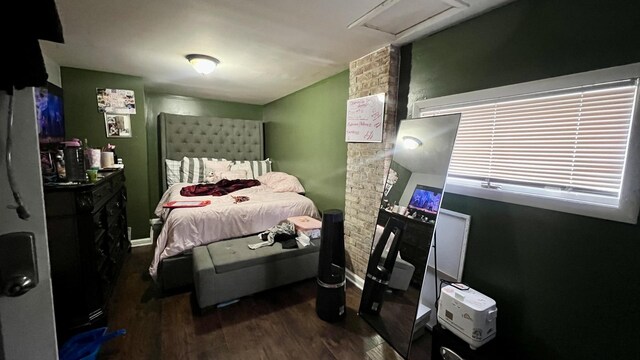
[348,0,512,44]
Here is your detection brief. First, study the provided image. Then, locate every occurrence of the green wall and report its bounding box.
[145,93,262,213]
[403,0,640,358]
[61,67,149,239]
[263,71,349,213]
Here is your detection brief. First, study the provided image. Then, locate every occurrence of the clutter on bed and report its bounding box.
[162,200,211,208]
[231,195,249,204]
[179,179,261,196]
[150,180,319,279]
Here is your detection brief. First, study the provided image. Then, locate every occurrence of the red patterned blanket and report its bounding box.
[180,179,261,197]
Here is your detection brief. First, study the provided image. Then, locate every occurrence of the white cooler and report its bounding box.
[437,284,497,349]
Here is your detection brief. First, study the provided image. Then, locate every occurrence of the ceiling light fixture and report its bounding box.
[186,54,220,75]
[402,136,422,150]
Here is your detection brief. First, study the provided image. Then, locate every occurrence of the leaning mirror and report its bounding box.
[358,114,461,358]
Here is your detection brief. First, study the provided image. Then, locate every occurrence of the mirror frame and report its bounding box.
[357,114,461,358]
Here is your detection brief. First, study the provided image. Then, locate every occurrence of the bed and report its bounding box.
[152,113,319,290]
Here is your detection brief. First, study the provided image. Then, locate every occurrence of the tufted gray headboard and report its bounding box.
[159,112,264,191]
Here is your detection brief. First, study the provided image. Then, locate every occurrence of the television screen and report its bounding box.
[35,82,64,144]
[407,185,443,217]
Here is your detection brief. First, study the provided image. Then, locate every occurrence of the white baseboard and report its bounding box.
[345,268,364,290]
[130,237,152,247]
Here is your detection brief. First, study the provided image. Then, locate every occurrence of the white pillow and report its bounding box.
[204,159,232,173]
[165,159,181,187]
[229,161,254,178]
[257,172,305,193]
[205,169,249,183]
[251,159,272,178]
[180,157,226,183]
[231,159,272,179]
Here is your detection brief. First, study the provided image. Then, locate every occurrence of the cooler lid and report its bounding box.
[441,285,496,311]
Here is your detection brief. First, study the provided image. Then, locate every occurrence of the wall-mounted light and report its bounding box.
[186,54,220,75]
[402,136,422,150]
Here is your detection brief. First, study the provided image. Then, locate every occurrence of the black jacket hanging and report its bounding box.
[1,0,64,94]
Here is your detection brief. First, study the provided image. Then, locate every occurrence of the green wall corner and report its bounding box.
[263,70,349,213]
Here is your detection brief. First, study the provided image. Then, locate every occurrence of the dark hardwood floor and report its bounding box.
[99,246,431,360]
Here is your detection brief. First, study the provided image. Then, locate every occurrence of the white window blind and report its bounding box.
[421,80,638,204]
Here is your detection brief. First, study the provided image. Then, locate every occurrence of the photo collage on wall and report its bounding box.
[96,88,135,138]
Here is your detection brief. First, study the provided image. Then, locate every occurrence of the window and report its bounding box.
[414,63,640,224]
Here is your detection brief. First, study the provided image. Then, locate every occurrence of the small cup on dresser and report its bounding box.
[101,151,114,168]
[86,169,98,182]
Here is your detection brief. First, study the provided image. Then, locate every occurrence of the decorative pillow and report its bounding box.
[256,172,305,193]
[180,157,226,183]
[205,169,249,183]
[229,161,254,178]
[165,159,181,187]
[251,159,272,178]
[204,159,232,173]
[231,159,272,179]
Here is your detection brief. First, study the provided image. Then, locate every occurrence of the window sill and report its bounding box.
[444,181,639,224]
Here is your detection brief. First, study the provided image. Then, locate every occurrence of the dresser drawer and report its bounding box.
[93,211,107,239]
[105,196,123,218]
[91,182,113,208]
[111,172,125,192]
[75,182,112,213]
[95,246,108,274]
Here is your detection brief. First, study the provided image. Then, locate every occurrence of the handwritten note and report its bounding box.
[345,93,385,142]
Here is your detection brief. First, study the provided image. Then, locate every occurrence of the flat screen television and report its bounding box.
[35,82,65,144]
[407,184,443,220]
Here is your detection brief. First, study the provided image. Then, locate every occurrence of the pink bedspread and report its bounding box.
[150,183,319,279]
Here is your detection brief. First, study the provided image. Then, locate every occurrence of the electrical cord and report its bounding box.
[433,229,471,324]
[3,92,31,220]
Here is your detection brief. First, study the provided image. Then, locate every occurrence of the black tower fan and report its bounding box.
[359,217,406,315]
[315,209,346,322]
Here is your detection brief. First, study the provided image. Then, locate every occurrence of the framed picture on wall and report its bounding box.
[104,113,132,138]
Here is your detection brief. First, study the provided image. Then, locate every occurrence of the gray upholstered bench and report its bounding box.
[193,235,321,309]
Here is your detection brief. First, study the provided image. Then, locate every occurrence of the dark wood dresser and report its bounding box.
[44,168,129,341]
[376,208,434,287]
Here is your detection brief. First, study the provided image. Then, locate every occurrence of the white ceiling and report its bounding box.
[42,0,511,105]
